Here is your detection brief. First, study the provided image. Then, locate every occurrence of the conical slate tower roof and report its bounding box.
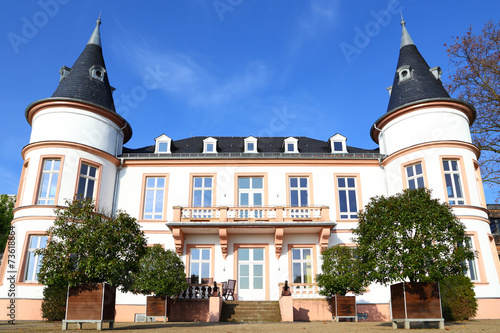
[51,16,116,112]
[386,18,450,113]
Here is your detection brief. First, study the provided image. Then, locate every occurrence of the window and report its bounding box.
[284,137,298,153]
[190,248,211,283]
[290,177,308,207]
[89,65,106,82]
[37,159,61,205]
[337,177,358,219]
[203,137,217,153]
[443,160,465,205]
[154,134,172,153]
[406,163,425,189]
[464,236,479,281]
[24,235,48,282]
[143,177,165,219]
[397,65,413,82]
[239,177,263,206]
[291,248,312,283]
[329,134,347,153]
[158,142,168,152]
[244,136,258,153]
[192,177,213,207]
[76,163,98,200]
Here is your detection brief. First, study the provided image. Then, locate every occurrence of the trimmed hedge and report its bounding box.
[41,284,67,321]
[440,275,477,321]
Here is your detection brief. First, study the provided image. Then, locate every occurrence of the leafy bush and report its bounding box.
[440,275,477,321]
[316,245,368,296]
[131,244,187,298]
[41,284,67,321]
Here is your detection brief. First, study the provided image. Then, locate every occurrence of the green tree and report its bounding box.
[353,188,475,285]
[316,245,368,296]
[131,244,187,298]
[446,21,500,197]
[37,199,147,291]
[0,194,15,252]
[41,284,68,321]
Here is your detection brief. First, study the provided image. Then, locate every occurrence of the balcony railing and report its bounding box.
[174,206,330,222]
[278,282,324,298]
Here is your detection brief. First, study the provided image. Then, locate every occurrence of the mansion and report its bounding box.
[1,16,500,322]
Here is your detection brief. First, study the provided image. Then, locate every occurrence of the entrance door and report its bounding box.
[237,247,265,300]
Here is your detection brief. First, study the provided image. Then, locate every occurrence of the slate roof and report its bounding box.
[386,20,451,113]
[122,136,379,155]
[51,18,116,112]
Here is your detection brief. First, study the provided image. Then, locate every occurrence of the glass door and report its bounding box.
[237,247,265,300]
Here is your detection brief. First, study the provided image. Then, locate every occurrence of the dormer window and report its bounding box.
[203,137,217,154]
[397,65,413,83]
[59,66,71,83]
[429,66,442,80]
[89,65,106,82]
[244,136,258,153]
[154,134,172,154]
[284,137,298,153]
[329,134,347,153]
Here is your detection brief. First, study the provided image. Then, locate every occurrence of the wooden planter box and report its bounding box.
[390,282,444,329]
[145,296,169,322]
[62,283,116,330]
[332,295,357,322]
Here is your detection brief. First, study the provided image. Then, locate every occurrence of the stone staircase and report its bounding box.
[220,301,281,322]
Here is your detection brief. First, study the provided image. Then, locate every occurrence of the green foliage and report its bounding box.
[440,275,477,321]
[316,245,368,296]
[353,188,475,285]
[0,194,15,252]
[131,244,187,298]
[37,199,147,291]
[41,283,67,321]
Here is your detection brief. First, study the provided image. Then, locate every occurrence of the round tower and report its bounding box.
[372,19,500,309]
[17,17,131,215]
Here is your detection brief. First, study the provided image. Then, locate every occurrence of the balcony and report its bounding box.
[173,206,330,222]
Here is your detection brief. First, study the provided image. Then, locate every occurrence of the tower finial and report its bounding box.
[399,13,414,49]
[87,13,102,47]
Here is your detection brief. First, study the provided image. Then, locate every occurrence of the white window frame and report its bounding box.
[443,159,465,205]
[154,134,172,154]
[24,235,48,282]
[464,236,479,281]
[291,248,313,283]
[203,137,217,154]
[37,159,61,205]
[76,163,98,200]
[289,176,309,207]
[329,134,347,153]
[192,176,213,207]
[284,137,298,153]
[238,177,264,207]
[406,163,425,189]
[143,177,166,220]
[337,176,358,219]
[190,248,211,282]
[244,136,258,153]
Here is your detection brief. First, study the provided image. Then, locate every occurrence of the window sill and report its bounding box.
[15,282,43,286]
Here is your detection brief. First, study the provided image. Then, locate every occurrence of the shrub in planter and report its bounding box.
[131,244,187,318]
[440,275,477,321]
[317,245,368,320]
[41,283,67,321]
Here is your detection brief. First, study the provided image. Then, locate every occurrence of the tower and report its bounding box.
[4,17,131,305]
[373,19,498,307]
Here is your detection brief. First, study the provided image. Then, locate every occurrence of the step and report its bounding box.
[220,301,281,322]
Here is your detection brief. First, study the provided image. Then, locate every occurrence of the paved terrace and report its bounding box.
[1,320,499,332]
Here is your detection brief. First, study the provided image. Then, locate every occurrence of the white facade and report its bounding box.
[1,19,500,322]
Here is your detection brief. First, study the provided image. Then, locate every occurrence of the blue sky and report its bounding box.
[1,0,499,201]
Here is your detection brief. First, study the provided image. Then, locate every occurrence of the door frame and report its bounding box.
[233,243,270,300]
